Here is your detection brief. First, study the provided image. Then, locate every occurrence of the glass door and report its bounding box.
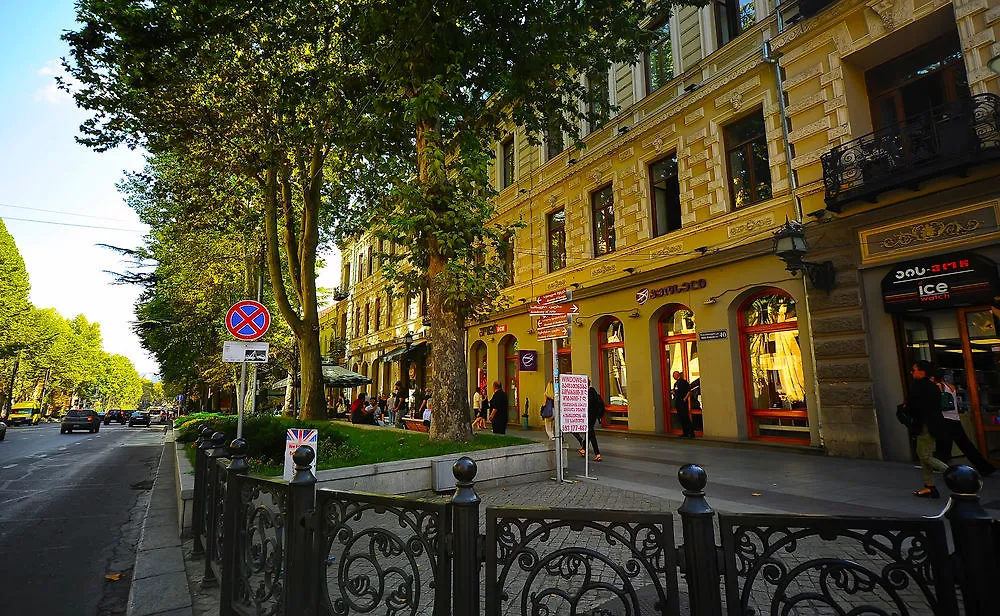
[959,307,1000,463]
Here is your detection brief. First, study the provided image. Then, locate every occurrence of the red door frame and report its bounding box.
[598,318,629,430]
[658,306,702,435]
[737,288,810,444]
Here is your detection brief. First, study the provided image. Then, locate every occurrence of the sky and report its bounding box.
[0,2,341,379]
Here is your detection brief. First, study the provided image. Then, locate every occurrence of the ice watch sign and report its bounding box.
[881,252,999,312]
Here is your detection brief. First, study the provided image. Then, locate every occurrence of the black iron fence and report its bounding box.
[188,425,1000,616]
[820,93,1000,210]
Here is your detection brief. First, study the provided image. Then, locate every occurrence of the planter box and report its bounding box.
[314,441,563,495]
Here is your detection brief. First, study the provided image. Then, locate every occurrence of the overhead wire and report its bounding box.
[0,215,145,233]
[0,201,135,223]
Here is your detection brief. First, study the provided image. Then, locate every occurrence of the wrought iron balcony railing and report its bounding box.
[331,286,349,301]
[820,94,1000,210]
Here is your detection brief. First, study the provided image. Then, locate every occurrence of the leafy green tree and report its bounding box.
[98,354,144,409]
[346,0,697,440]
[65,0,384,420]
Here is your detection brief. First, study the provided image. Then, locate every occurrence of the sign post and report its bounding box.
[534,289,576,483]
[225,300,271,439]
[559,373,594,480]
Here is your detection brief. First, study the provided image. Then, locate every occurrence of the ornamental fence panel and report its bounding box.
[188,425,999,616]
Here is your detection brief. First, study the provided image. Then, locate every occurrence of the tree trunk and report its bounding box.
[298,328,325,420]
[427,246,474,442]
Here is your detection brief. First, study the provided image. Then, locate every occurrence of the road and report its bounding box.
[0,421,165,616]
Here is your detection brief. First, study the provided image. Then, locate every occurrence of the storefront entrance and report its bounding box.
[895,307,1000,463]
[883,251,1000,463]
[659,307,702,435]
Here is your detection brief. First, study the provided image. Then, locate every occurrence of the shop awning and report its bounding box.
[380,345,408,362]
[270,364,371,390]
[379,341,430,362]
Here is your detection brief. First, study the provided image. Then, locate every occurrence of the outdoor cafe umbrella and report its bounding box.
[271,364,371,389]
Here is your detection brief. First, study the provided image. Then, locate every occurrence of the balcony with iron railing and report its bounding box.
[331,287,349,301]
[820,94,1000,211]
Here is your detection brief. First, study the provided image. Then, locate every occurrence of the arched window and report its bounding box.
[659,307,701,434]
[738,290,809,443]
[598,318,628,429]
[501,335,519,422]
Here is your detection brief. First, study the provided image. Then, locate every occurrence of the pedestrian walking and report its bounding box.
[541,382,555,440]
[930,369,995,477]
[488,381,508,434]
[903,360,950,498]
[672,370,695,438]
[472,387,488,430]
[573,380,603,461]
[390,381,404,426]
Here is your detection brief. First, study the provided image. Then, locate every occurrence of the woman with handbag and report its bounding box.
[540,382,555,440]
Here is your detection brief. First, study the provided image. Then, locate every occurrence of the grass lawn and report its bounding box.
[181,419,531,477]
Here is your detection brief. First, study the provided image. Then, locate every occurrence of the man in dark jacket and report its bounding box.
[488,381,508,434]
[906,360,949,498]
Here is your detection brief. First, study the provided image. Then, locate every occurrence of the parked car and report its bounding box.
[0,421,6,441]
[61,409,101,434]
[104,410,128,425]
[128,411,151,427]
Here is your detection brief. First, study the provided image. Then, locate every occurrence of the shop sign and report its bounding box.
[881,252,999,312]
[698,329,728,341]
[860,201,1000,263]
[529,303,580,316]
[559,374,589,433]
[517,350,538,372]
[636,279,707,305]
[478,323,507,337]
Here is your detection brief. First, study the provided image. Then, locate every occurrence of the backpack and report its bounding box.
[939,388,957,413]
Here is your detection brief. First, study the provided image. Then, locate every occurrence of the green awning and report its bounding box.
[270,364,371,390]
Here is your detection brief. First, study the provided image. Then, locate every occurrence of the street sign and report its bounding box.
[536,314,570,329]
[223,341,270,363]
[698,329,728,341]
[537,325,570,341]
[529,303,580,316]
[535,289,572,305]
[559,374,589,433]
[226,300,271,341]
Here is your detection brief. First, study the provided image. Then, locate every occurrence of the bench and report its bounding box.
[402,417,429,433]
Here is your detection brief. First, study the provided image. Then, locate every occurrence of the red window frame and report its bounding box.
[737,288,809,445]
[658,306,701,435]
[502,335,519,422]
[598,318,628,430]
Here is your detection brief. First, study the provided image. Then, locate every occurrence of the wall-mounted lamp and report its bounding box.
[526,328,536,335]
[518,298,529,304]
[628,309,640,319]
[623,267,636,274]
[773,219,836,293]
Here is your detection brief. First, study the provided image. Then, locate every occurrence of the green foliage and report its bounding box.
[175,412,530,474]
[0,219,31,360]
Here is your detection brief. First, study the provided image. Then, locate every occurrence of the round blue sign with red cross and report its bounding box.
[226,300,271,341]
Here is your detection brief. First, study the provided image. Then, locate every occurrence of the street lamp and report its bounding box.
[772,219,837,293]
[402,331,414,417]
[989,54,1000,76]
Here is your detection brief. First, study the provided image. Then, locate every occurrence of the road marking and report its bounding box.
[59,447,67,451]
[2,464,16,469]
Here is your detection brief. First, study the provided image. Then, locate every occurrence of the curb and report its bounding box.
[126,430,194,616]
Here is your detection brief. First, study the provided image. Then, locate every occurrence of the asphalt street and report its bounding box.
[0,421,165,616]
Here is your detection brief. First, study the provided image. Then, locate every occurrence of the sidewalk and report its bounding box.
[506,426,1000,517]
[127,430,193,616]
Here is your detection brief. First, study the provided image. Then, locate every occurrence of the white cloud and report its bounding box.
[33,59,76,104]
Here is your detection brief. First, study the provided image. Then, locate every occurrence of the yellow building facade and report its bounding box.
[331,0,1000,460]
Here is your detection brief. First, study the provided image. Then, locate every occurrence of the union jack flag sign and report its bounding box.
[284,429,318,481]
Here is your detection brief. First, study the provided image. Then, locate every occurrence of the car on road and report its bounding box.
[6,402,40,426]
[104,410,128,425]
[128,411,151,427]
[61,409,101,434]
[0,421,6,441]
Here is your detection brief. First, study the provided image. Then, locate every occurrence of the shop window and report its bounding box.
[659,307,701,435]
[591,184,616,256]
[739,290,809,443]
[650,154,681,237]
[545,129,565,161]
[866,32,968,130]
[502,335,519,421]
[715,0,756,47]
[501,136,515,189]
[645,15,673,95]
[598,318,629,429]
[585,68,610,135]
[548,209,567,272]
[725,111,772,209]
[472,341,488,397]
